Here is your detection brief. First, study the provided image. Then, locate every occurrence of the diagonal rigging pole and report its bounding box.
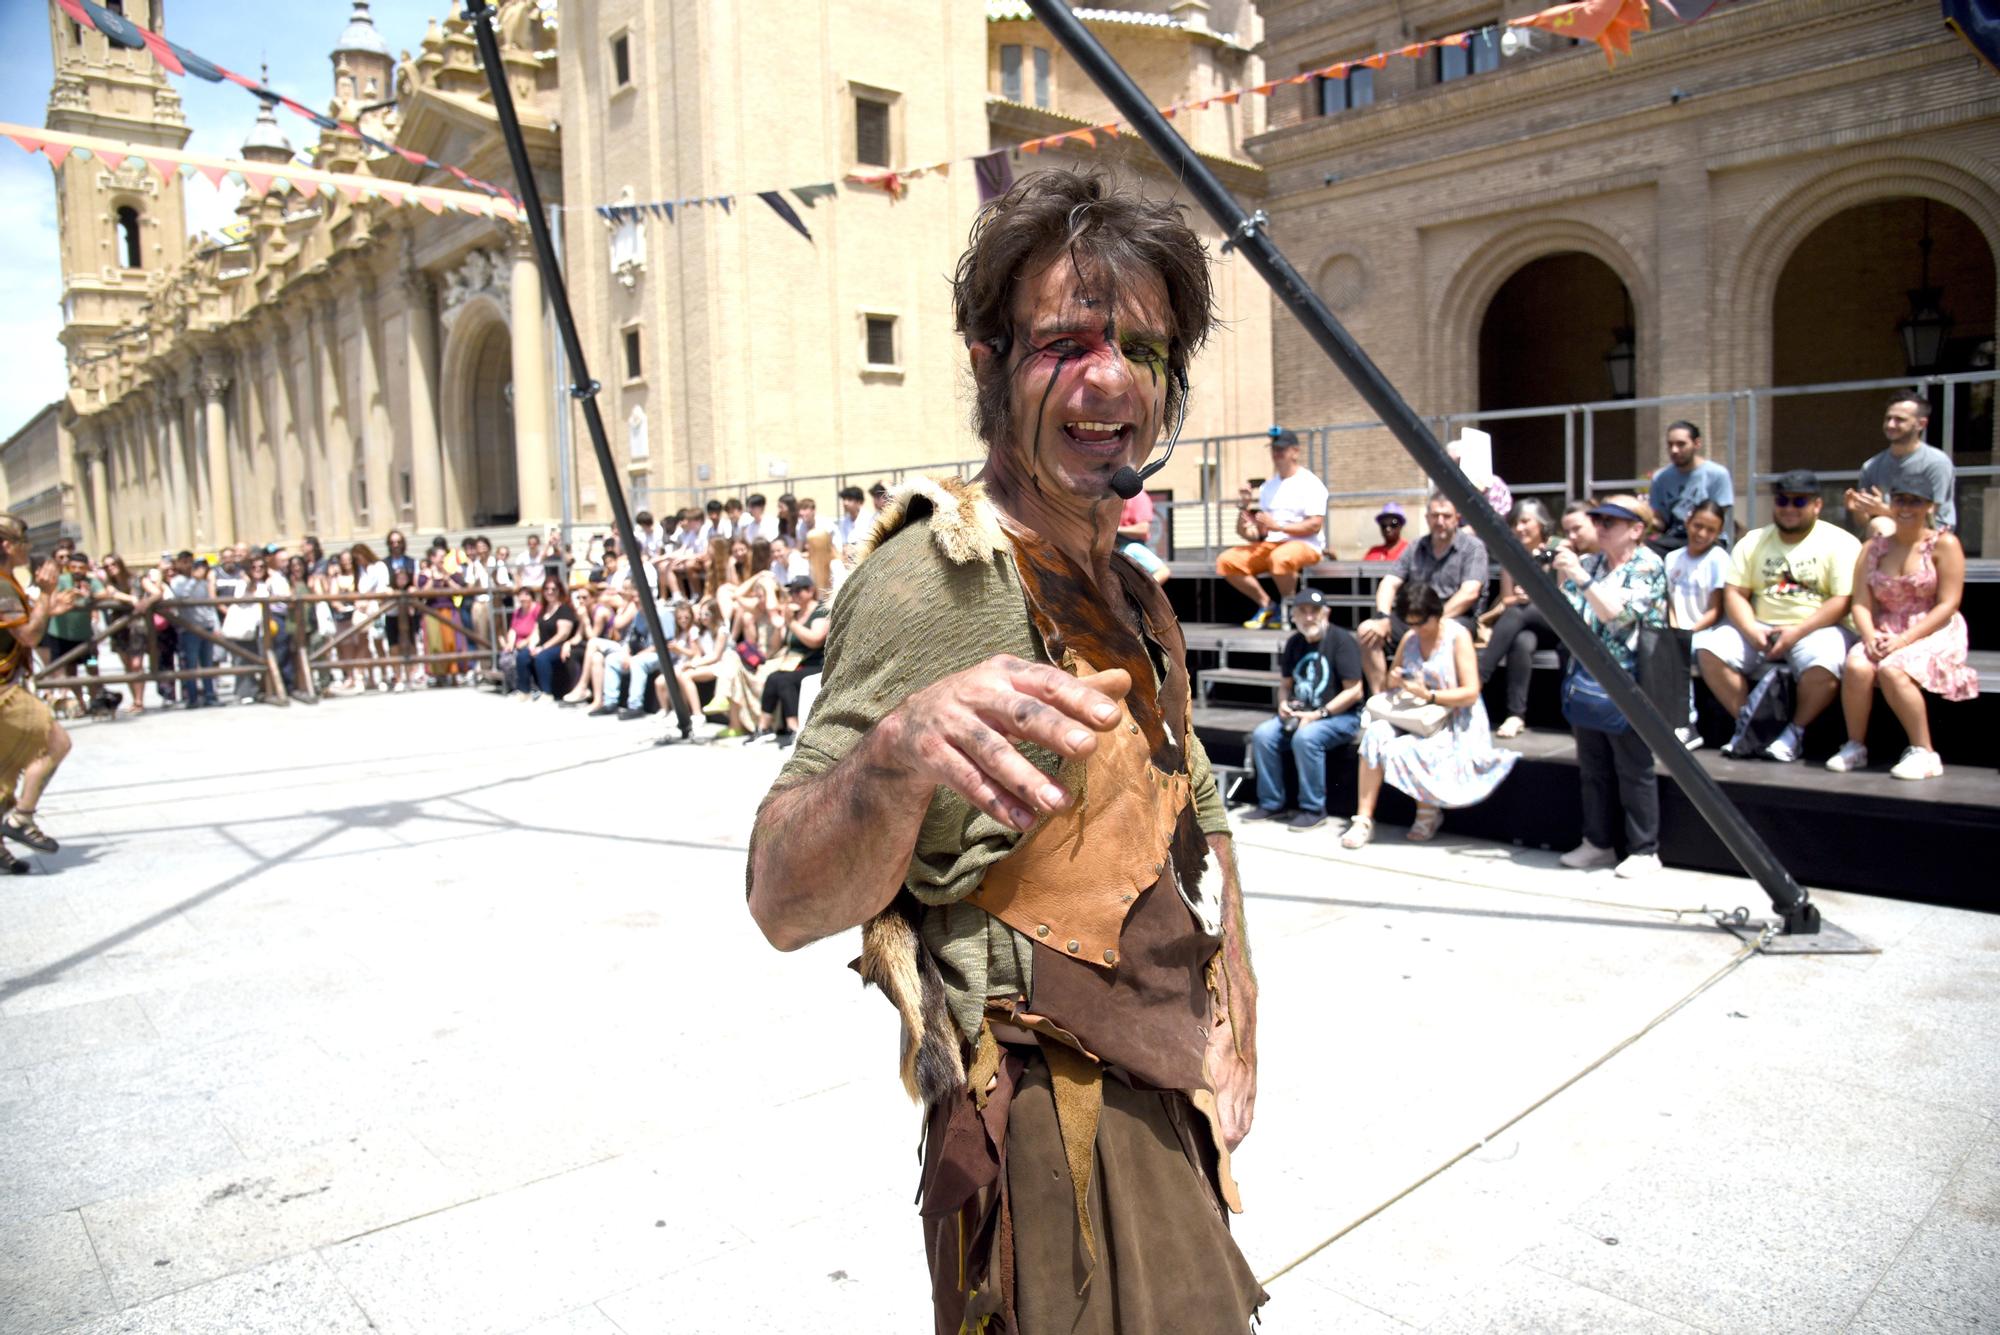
[1026,0,1819,933]
[462,1,692,740]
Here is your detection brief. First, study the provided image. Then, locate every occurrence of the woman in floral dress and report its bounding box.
[1827,476,1976,781]
[1343,581,1518,847]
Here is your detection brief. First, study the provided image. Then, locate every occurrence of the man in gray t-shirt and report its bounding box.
[1848,393,1956,533]
[165,551,220,707]
[1356,494,1489,692]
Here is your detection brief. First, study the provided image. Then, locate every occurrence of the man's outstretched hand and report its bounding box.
[875,654,1131,832]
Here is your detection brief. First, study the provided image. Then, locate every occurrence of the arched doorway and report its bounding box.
[441,303,521,529]
[1771,197,1995,477]
[1477,252,1636,497]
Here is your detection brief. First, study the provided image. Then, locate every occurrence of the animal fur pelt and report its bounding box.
[856,474,1009,568]
[854,895,967,1105]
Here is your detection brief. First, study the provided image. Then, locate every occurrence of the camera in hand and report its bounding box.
[1533,546,1558,569]
[1281,697,1313,733]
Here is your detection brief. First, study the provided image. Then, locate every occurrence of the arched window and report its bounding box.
[116,206,142,269]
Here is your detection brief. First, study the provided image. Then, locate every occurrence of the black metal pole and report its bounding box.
[463,1,692,739]
[1027,0,1817,932]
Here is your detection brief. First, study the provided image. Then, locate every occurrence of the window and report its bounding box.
[1315,66,1374,115]
[864,314,897,368]
[116,205,142,269]
[1000,44,1023,102]
[1033,48,1051,108]
[611,33,632,88]
[856,97,890,167]
[622,327,643,382]
[1436,25,1501,82]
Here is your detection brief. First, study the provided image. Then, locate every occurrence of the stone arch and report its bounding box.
[1720,148,2000,394]
[1432,217,1653,418]
[438,293,520,529]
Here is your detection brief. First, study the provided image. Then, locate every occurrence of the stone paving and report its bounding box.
[0,690,1994,1334]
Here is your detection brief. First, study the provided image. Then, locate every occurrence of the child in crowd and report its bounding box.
[1664,500,1730,749]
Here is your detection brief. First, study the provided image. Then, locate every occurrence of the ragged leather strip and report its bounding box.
[1038,1034,1105,1278]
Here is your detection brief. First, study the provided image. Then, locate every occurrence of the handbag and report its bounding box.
[1364,689,1450,738]
[1560,660,1630,734]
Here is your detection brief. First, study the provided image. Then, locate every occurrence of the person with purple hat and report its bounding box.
[1363,502,1409,562]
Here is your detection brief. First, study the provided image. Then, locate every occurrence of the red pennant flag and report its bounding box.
[145,157,177,182]
[220,66,260,90]
[292,177,318,199]
[196,162,228,188]
[139,29,185,75]
[96,150,124,169]
[242,171,273,197]
[54,0,90,25]
[396,147,426,165]
[381,188,405,207]
[5,132,46,154]
[1321,63,1349,80]
[1514,0,1650,61]
[418,194,444,215]
[43,144,72,169]
[338,181,362,203]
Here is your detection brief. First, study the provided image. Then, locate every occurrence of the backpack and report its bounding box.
[1722,665,1795,759]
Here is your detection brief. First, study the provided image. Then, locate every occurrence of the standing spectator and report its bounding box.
[512,532,545,584]
[1646,421,1734,551]
[215,553,262,704]
[325,549,365,694]
[1827,475,1975,780]
[1239,591,1366,831]
[144,555,178,706]
[418,547,466,685]
[1552,497,1669,878]
[166,551,219,708]
[1214,428,1329,628]
[383,530,417,583]
[280,555,314,693]
[96,554,152,714]
[44,551,102,714]
[461,535,501,672]
[381,563,421,692]
[1476,499,1559,740]
[352,542,391,691]
[302,535,329,578]
[1664,501,1730,747]
[831,485,870,560]
[1358,494,1487,694]
[513,575,580,700]
[1362,502,1408,562]
[1694,470,1861,762]
[1847,392,1956,537]
[1114,487,1171,585]
[1342,583,1517,848]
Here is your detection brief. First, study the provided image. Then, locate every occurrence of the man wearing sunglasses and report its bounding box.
[1693,469,1861,762]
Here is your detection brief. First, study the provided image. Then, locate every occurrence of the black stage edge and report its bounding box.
[1026,0,1852,941]
[463,1,692,739]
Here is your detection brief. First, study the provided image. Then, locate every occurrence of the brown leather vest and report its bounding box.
[967,529,1220,1095]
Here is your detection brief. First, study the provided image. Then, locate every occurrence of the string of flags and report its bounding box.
[0,121,524,222]
[590,0,1672,241]
[51,0,520,207]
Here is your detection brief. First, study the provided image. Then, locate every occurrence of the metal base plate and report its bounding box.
[1725,918,1878,955]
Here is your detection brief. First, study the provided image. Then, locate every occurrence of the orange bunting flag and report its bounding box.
[1216,90,1241,105]
[1251,81,1277,96]
[1070,129,1096,148]
[1396,42,1429,59]
[1361,53,1389,69]
[1100,123,1119,138]
[1514,0,1651,65]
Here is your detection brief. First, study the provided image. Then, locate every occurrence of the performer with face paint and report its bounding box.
[746,172,1264,1333]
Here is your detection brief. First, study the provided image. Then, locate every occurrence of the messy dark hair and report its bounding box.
[951,170,1215,450]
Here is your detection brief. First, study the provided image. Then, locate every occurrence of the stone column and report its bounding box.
[399,261,445,533]
[313,293,354,541]
[167,374,196,547]
[86,442,111,557]
[200,360,234,547]
[509,232,554,526]
[356,276,392,541]
[272,317,305,540]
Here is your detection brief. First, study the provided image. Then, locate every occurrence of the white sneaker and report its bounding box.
[1494,715,1525,739]
[1824,741,1869,773]
[1762,724,1804,764]
[1675,726,1704,752]
[1560,840,1618,870]
[1615,852,1661,879]
[1890,746,1943,781]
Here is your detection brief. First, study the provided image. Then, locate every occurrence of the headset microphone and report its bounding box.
[1109,366,1190,500]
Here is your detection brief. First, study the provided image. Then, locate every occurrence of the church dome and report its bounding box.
[240,67,294,164]
[333,1,392,59]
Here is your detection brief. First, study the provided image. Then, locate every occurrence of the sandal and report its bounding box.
[1495,715,1525,740]
[0,844,25,875]
[1339,816,1375,850]
[2,809,58,854]
[1408,806,1443,842]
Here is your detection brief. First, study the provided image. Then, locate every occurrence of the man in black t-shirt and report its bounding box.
[1241,590,1367,831]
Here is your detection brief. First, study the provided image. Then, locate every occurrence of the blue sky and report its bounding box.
[0,1,441,441]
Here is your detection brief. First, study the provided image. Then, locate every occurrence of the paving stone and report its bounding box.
[1417,1261,1706,1334]
[53,1251,375,1335]
[0,995,156,1071]
[0,1209,116,1335]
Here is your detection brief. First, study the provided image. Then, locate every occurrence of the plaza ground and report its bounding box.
[1,691,1994,1334]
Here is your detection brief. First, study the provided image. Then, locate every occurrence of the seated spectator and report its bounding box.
[831,485,871,564]
[1362,502,1408,562]
[1647,420,1733,552]
[1846,391,1956,538]
[1827,475,1976,781]
[512,575,580,701]
[1560,499,1599,557]
[1115,487,1171,585]
[495,586,544,694]
[561,590,639,708]
[740,493,770,544]
[869,480,890,513]
[748,577,831,746]
[1476,499,1558,739]
[1215,429,1328,629]
[599,598,670,721]
[1342,583,1518,848]
[675,599,745,736]
[1694,469,1861,762]
[1664,501,1730,747]
[1358,494,1487,694]
[1238,591,1366,832]
[1551,497,1668,878]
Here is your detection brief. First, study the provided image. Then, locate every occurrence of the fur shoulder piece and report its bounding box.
[855,475,1008,568]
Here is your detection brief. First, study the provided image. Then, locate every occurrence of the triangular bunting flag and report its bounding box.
[144,157,177,182]
[418,194,445,215]
[339,181,363,203]
[96,150,125,169]
[715,196,733,214]
[1396,42,1427,59]
[381,188,404,207]
[757,190,812,243]
[43,144,72,170]
[1217,90,1242,105]
[662,202,674,222]
[1071,129,1097,147]
[1252,81,1277,95]
[5,133,45,155]
[791,183,837,208]
[198,163,229,188]
[167,38,224,82]
[292,177,319,199]
[242,171,273,197]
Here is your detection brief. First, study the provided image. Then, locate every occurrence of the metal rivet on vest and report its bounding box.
[1103,949,1117,964]
[1122,893,1134,903]
[1129,722,1139,734]
[1035,924,1049,938]
[1067,939,1081,954]
[1153,862,1164,876]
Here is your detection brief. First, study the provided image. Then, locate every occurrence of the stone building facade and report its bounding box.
[44,0,562,560]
